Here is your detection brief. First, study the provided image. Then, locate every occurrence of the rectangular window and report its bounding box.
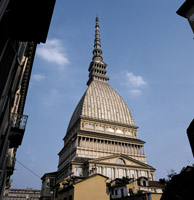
[69,195,72,200]
[104,167,107,176]
[97,166,99,173]
[112,168,115,179]
[97,166,102,174]
[143,180,146,187]
[121,189,124,197]
[49,178,55,187]
[107,168,111,178]
[141,170,146,177]
[74,167,77,175]
[77,167,83,176]
[118,169,124,178]
[130,170,135,178]
[74,167,83,176]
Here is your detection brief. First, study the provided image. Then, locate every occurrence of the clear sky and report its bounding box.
[11,0,194,189]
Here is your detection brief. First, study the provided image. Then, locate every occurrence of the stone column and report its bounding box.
[134,145,137,155]
[79,137,82,147]
[96,139,98,150]
[82,137,85,147]
[125,169,128,177]
[137,145,139,155]
[140,146,142,155]
[92,138,94,149]
[121,143,123,153]
[88,138,91,148]
[91,138,94,149]
[85,137,87,148]
[128,144,130,154]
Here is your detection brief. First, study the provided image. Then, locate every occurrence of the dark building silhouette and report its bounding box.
[176,0,194,33]
[0,0,56,198]
[187,119,194,157]
[161,166,194,200]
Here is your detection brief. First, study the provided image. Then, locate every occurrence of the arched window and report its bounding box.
[85,124,94,129]
[116,158,125,165]
[116,129,123,134]
[106,127,114,133]
[96,126,104,131]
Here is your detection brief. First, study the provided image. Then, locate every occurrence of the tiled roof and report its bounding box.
[148,181,165,188]
[67,80,135,132]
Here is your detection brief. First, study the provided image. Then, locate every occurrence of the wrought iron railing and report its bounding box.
[11,113,28,130]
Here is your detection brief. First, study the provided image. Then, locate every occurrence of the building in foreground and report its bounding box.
[110,176,164,200]
[0,0,56,198]
[6,188,40,200]
[41,16,155,200]
[53,174,109,200]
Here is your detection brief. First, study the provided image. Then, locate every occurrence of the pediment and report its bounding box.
[89,154,155,170]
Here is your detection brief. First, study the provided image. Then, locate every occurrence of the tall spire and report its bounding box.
[87,16,109,86]
[93,16,102,61]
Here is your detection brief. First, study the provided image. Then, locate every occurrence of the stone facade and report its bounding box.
[6,188,40,200]
[41,16,155,200]
[56,17,155,184]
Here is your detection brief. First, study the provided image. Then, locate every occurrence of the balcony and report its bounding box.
[9,113,28,148]
[6,154,15,177]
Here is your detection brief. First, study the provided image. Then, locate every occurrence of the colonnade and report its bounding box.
[77,136,144,155]
[91,166,152,180]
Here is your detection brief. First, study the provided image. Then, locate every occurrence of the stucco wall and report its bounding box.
[74,175,109,200]
[127,181,138,194]
[151,193,162,200]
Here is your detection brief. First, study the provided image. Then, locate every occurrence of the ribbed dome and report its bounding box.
[67,80,135,132]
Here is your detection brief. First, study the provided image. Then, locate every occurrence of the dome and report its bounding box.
[67,80,135,132]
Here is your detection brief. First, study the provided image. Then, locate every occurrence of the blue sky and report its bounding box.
[11,0,194,189]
